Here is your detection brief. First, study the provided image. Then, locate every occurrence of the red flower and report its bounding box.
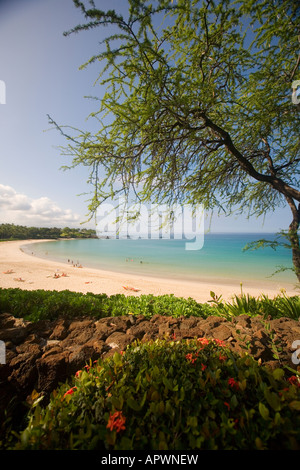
[185,353,197,364]
[228,378,239,390]
[287,375,300,388]
[218,354,227,361]
[201,363,207,371]
[63,387,77,398]
[197,338,209,346]
[224,401,230,410]
[107,411,126,433]
[214,338,226,347]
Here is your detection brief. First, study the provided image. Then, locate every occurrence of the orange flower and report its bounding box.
[185,353,197,364]
[107,411,126,433]
[214,338,226,347]
[197,338,209,346]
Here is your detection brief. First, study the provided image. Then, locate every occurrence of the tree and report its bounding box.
[50,0,300,283]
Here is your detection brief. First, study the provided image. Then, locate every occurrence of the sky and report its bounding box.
[0,0,294,233]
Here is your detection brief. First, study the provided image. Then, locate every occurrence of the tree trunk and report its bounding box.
[286,198,300,284]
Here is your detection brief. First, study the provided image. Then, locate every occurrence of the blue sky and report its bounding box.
[0,0,294,233]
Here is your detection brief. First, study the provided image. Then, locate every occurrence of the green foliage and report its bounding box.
[0,288,213,322]
[0,288,299,323]
[54,0,300,217]
[0,223,97,240]
[243,230,300,278]
[12,338,300,450]
[209,289,300,320]
[2,287,300,449]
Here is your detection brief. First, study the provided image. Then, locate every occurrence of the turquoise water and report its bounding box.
[23,233,296,285]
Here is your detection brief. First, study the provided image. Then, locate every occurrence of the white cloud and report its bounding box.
[0,184,81,227]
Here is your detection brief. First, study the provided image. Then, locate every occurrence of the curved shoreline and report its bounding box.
[21,236,297,285]
[0,239,298,303]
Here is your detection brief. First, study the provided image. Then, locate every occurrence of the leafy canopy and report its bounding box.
[49,0,299,239]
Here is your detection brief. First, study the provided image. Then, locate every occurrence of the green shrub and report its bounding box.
[1,288,299,323]
[13,338,300,450]
[209,290,300,320]
[0,288,214,322]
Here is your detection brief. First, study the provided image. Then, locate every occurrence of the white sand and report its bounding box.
[0,239,298,304]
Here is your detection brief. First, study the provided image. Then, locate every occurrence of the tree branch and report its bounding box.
[197,111,300,202]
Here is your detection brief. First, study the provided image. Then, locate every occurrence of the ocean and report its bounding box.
[23,233,296,286]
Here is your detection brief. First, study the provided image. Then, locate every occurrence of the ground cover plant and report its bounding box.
[0,288,213,321]
[209,289,300,319]
[12,338,300,450]
[0,287,299,322]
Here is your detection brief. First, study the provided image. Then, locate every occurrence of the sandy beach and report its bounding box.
[0,239,298,304]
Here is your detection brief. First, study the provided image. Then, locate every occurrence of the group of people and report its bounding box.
[53,272,68,279]
[67,259,83,268]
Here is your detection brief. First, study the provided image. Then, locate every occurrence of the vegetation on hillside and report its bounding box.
[0,223,97,241]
